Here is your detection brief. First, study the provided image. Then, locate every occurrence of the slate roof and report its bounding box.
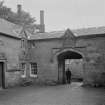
[0,18,105,40]
[73,27,105,36]
[0,18,21,39]
[29,31,65,40]
[29,26,105,40]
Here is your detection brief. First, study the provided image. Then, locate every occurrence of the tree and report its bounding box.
[9,10,36,34]
[0,1,4,8]
[0,1,36,34]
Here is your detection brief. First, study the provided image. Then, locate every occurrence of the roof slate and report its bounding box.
[0,18,105,40]
[29,31,65,40]
[0,18,21,38]
[29,27,105,40]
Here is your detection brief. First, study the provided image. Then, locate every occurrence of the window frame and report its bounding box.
[31,41,36,48]
[21,39,26,48]
[30,63,37,77]
[21,63,26,78]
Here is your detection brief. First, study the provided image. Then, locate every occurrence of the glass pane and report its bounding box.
[31,63,37,75]
[21,63,25,75]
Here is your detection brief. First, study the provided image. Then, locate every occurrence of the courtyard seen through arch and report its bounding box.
[57,50,84,84]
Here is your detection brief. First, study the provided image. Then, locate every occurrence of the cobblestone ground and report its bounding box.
[0,82,105,105]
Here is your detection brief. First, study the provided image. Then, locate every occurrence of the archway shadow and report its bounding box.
[57,50,83,84]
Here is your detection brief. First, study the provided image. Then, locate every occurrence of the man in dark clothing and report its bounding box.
[66,68,71,84]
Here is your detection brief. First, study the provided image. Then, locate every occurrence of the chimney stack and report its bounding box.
[17,4,22,16]
[40,10,45,33]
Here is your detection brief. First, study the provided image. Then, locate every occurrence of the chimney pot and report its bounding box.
[40,10,45,33]
[17,4,22,15]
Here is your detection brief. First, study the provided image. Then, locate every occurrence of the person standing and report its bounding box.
[66,68,71,84]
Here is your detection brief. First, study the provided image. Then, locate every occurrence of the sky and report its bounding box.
[3,0,105,32]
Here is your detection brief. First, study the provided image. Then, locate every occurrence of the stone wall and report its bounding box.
[28,36,105,86]
[77,37,105,86]
[0,34,22,88]
[65,59,84,79]
[28,39,63,85]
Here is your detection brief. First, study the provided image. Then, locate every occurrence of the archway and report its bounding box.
[57,50,83,84]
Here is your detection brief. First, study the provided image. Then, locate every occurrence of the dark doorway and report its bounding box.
[57,51,83,84]
[0,62,5,88]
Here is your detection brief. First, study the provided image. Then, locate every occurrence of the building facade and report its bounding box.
[0,19,21,88]
[26,28,105,86]
[0,18,105,88]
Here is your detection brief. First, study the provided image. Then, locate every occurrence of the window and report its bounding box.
[21,63,26,78]
[21,39,26,48]
[30,63,37,77]
[31,41,36,48]
[21,39,23,48]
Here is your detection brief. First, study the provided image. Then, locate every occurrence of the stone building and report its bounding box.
[0,18,21,88]
[0,8,45,88]
[0,13,105,88]
[27,27,105,86]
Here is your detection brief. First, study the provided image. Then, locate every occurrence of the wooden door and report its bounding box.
[58,60,66,84]
[0,63,4,88]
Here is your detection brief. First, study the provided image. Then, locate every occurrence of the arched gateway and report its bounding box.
[55,49,84,84]
[27,28,105,87]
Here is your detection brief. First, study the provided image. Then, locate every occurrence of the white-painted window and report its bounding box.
[30,63,37,77]
[21,63,26,78]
